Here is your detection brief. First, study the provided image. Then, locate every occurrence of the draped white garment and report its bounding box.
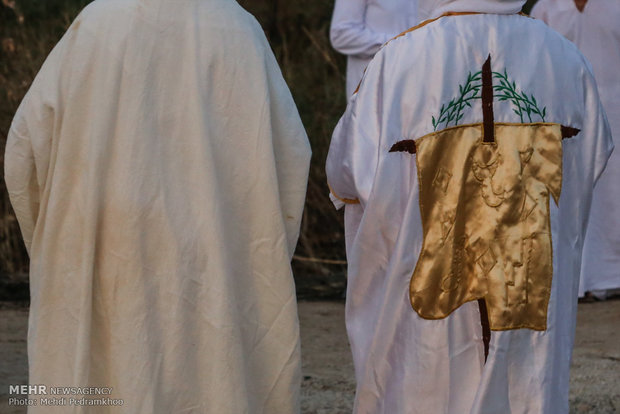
[532,0,620,296]
[330,0,420,96]
[327,11,612,414]
[4,0,311,412]
[418,0,526,19]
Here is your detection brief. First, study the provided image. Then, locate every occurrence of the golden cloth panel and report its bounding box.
[410,123,563,331]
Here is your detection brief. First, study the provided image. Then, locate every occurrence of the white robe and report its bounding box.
[330,0,420,97]
[326,2,613,412]
[4,0,311,412]
[532,0,620,296]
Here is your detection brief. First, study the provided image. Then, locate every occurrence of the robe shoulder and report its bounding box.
[382,13,581,58]
[359,12,595,110]
[68,0,272,54]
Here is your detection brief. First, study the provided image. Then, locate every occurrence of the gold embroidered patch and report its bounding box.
[410,122,563,331]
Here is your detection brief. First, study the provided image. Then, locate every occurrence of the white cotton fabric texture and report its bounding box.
[532,0,620,296]
[4,0,311,412]
[326,12,613,414]
[330,0,420,97]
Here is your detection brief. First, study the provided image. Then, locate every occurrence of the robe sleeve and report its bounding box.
[330,0,390,59]
[5,125,39,254]
[4,41,64,254]
[326,54,384,209]
[582,63,615,188]
[264,54,312,258]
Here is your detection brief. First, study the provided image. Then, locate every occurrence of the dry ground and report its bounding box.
[299,300,620,413]
[1,300,618,413]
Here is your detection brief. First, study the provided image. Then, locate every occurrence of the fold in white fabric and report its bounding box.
[418,0,526,19]
[327,12,612,413]
[532,0,620,296]
[4,0,311,412]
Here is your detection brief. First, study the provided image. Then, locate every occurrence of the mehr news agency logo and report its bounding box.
[8,384,124,407]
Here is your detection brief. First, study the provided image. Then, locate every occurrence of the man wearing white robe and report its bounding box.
[4,0,311,412]
[326,0,613,412]
[330,0,420,97]
[532,0,620,300]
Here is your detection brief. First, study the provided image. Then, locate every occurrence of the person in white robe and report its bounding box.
[330,0,420,97]
[532,0,620,300]
[326,0,613,412]
[4,0,311,412]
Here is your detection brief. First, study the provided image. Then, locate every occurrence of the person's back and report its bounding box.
[326,1,612,412]
[5,0,311,412]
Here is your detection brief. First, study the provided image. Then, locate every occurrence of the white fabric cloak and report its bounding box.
[4,0,311,412]
[326,3,613,413]
[418,0,526,19]
[330,0,420,96]
[532,0,620,296]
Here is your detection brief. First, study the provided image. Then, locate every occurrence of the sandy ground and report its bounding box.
[1,300,618,413]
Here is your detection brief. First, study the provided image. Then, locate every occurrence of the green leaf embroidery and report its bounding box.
[432,65,547,129]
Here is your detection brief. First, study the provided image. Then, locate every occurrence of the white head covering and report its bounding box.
[419,0,527,20]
